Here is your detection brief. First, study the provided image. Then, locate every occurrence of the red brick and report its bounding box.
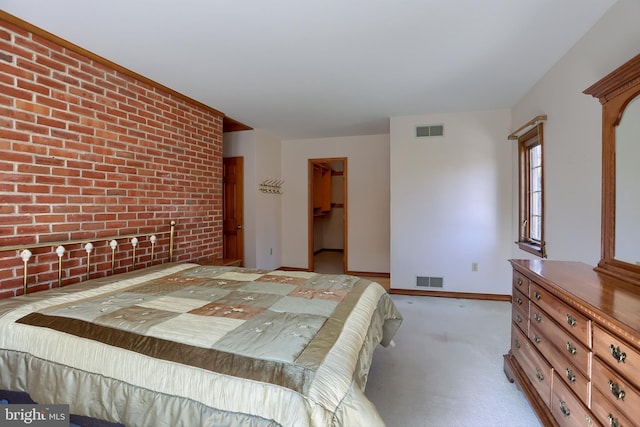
[15,99,50,115]
[15,164,48,175]
[16,57,50,77]
[17,183,50,193]
[34,156,65,167]
[52,71,79,86]
[17,224,51,235]
[0,39,33,60]
[35,54,66,73]
[50,52,80,69]
[0,83,34,101]
[37,116,66,129]
[35,94,67,110]
[17,78,50,95]
[34,194,66,204]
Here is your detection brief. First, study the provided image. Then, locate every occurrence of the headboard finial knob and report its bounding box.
[20,249,32,262]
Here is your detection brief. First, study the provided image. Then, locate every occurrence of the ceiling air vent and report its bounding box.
[416,124,444,138]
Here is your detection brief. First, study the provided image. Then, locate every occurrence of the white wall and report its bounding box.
[390,109,512,293]
[223,130,282,270]
[510,0,640,265]
[254,130,282,270]
[281,134,390,273]
[226,0,640,293]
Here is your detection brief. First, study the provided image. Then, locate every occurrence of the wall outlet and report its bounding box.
[472,262,478,272]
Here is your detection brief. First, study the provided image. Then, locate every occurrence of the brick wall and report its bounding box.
[0,15,224,298]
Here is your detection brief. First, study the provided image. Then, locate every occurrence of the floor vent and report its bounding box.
[416,276,444,288]
[416,124,444,138]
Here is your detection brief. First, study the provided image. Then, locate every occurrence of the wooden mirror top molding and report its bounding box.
[584,53,640,286]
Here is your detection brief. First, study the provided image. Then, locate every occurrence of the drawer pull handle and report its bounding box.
[609,345,627,363]
[608,380,626,400]
[533,313,542,323]
[517,278,523,286]
[533,291,541,300]
[516,314,523,323]
[516,297,523,305]
[566,342,577,355]
[559,400,571,417]
[533,334,541,344]
[535,368,544,382]
[607,414,622,427]
[514,339,520,349]
[565,368,576,383]
[566,314,577,327]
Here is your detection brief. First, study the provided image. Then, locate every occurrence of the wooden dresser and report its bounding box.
[504,259,640,427]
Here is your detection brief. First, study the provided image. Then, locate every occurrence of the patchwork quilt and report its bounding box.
[0,263,402,427]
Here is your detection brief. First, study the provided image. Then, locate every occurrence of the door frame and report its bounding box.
[308,158,348,272]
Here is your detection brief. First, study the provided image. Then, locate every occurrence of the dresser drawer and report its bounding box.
[530,324,591,407]
[592,356,640,422]
[529,304,591,378]
[513,286,528,311]
[529,282,592,347]
[590,386,634,427]
[593,325,640,387]
[512,324,552,407]
[513,270,530,295]
[512,299,528,334]
[551,371,600,427]
[511,288,529,335]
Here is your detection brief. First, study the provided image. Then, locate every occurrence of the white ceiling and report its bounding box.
[1,0,617,139]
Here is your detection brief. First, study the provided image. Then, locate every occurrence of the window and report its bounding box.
[517,123,546,257]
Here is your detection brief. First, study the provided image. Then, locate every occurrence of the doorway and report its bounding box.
[308,158,347,273]
[223,157,244,265]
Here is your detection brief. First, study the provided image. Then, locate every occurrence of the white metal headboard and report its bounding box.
[0,220,176,294]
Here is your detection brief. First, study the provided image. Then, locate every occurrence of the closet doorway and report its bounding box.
[308,158,347,274]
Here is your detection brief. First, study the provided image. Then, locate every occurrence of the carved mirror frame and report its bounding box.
[584,53,640,285]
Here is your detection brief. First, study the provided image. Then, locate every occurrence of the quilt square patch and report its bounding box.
[165,285,231,301]
[213,310,326,362]
[94,305,180,333]
[256,274,308,286]
[136,296,214,313]
[212,290,282,308]
[303,274,361,290]
[41,292,156,322]
[145,312,243,347]
[287,287,348,302]
[269,296,338,317]
[189,302,265,320]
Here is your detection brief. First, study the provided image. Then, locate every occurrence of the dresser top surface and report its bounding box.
[510,259,640,336]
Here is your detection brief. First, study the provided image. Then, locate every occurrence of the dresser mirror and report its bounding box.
[584,53,640,285]
[615,95,640,264]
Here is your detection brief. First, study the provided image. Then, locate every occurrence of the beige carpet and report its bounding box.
[365,295,542,427]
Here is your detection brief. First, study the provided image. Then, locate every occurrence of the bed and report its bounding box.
[0,225,402,427]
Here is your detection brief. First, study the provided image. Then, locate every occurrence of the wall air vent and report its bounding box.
[416,124,444,138]
[416,276,444,288]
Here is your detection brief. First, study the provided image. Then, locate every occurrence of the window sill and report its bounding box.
[516,241,546,258]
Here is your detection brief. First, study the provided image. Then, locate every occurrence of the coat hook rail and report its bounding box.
[259,178,284,194]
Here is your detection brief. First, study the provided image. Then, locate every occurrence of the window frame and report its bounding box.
[517,123,546,258]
